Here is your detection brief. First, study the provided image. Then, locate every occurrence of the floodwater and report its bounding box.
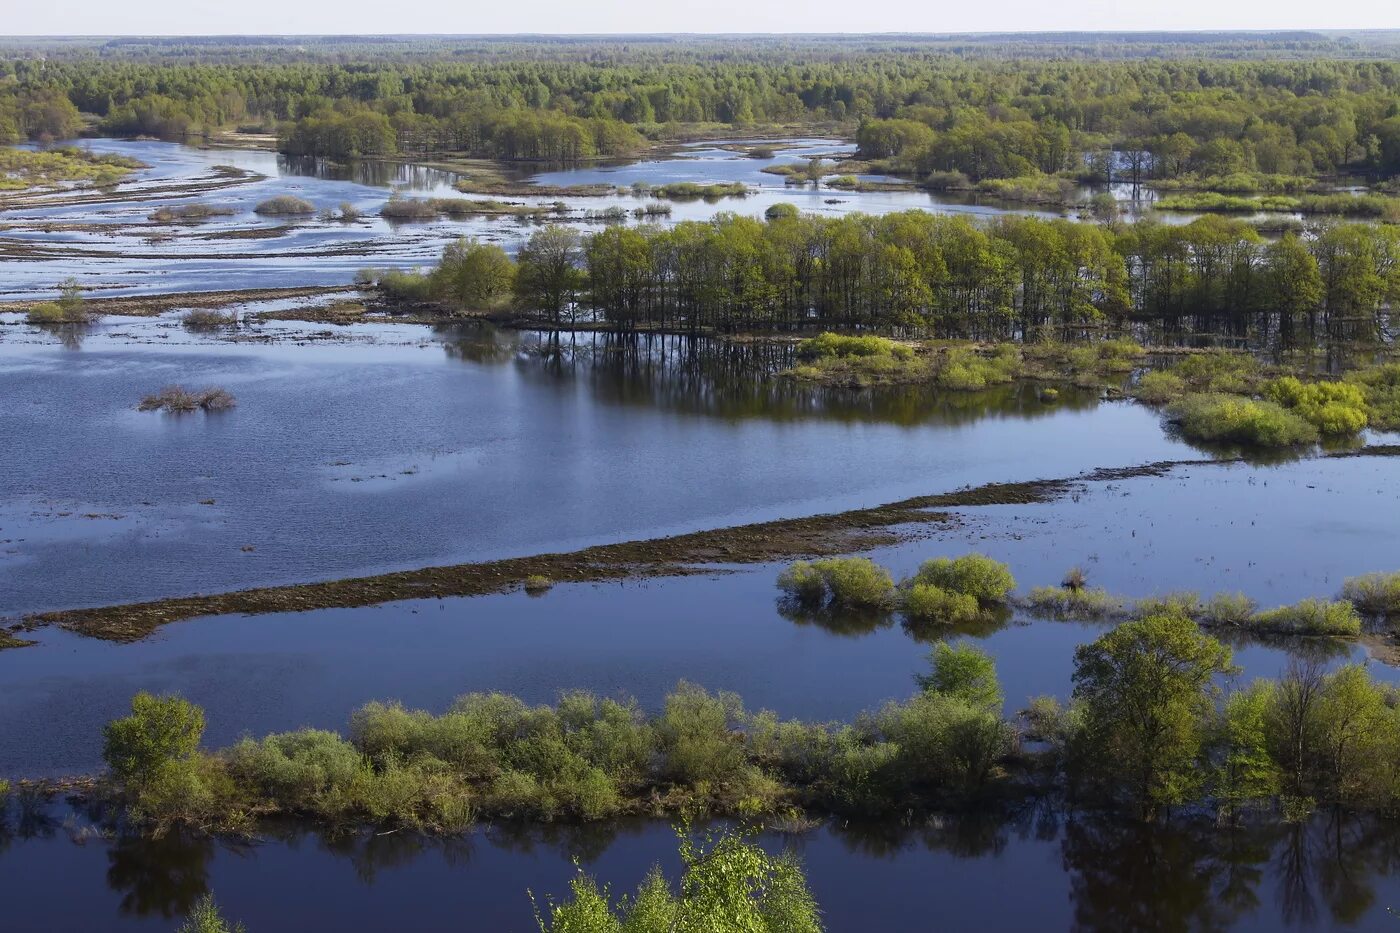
[0,318,1196,616]
[5,799,1400,932]
[3,138,1397,932]
[0,137,1230,302]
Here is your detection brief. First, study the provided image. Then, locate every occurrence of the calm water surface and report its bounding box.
[4,800,1400,932]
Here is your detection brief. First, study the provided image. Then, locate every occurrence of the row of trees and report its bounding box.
[414,211,1400,343]
[5,49,1400,176]
[95,610,1400,826]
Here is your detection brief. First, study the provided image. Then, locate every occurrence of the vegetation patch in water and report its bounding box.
[1341,572,1400,617]
[138,385,237,414]
[777,557,897,610]
[25,279,97,325]
[148,203,236,223]
[1025,585,1126,620]
[1166,393,1319,447]
[253,195,316,215]
[0,146,142,192]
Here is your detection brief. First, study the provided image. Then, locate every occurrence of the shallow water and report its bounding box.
[0,138,1243,302]
[5,800,1400,932]
[0,319,1196,616]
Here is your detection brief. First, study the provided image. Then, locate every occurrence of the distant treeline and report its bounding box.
[5,46,1400,174]
[394,210,1400,343]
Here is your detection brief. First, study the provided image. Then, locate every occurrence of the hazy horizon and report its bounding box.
[5,0,1398,39]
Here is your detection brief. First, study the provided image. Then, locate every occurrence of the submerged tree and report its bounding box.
[533,826,822,933]
[1070,614,1235,818]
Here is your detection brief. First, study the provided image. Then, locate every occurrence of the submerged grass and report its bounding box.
[138,385,237,414]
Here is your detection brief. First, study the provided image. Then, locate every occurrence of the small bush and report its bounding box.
[176,894,247,933]
[1133,370,1187,404]
[1026,586,1124,620]
[1166,393,1318,447]
[777,557,896,609]
[149,203,235,223]
[254,195,316,215]
[1341,572,1400,616]
[910,553,1016,603]
[181,309,237,328]
[26,278,95,324]
[523,575,554,596]
[1201,592,1257,626]
[934,346,1020,390]
[902,584,983,624]
[1264,376,1368,436]
[1133,591,1203,620]
[796,332,912,361]
[138,385,237,413]
[917,641,1003,710]
[1250,599,1362,636]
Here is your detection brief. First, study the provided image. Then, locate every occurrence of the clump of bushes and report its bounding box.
[777,558,896,609]
[1166,393,1318,447]
[537,827,822,932]
[1133,370,1187,404]
[523,575,554,596]
[26,278,96,325]
[1167,351,1261,394]
[1200,592,1257,626]
[254,195,316,215]
[1344,363,1400,431]
[181,309,237,329]
[138,385,237,413]
[1025,585,1125,620]
[650,182,748,200]
[1249,599,1362,636]
[1341,572,1400,616]
[934,346,1021,390]
[797,332,912,361]
[148,203,235,223]
[786,333,924,387]
[1264,376,1368,436]
[1133,591,1203,619]
[906,554,1016,605]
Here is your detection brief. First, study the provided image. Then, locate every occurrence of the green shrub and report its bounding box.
[176,894,247,933]
[535,828,822,933]
[1264,377,1368,435]
[655,683,748,786]
[1169,352,1260,394]
[1026,585,1124,619]
[1345,363,1400,431]
[1133,591,1203,620]
[934,346,1020,390]
[776,557,896,609]
[1250,599,1362,636]
[1133,370,1186,404]
[103,692,206,787]
[917,641,1003,710]
[796,332,912,361]
[1166,393,1318,447]
[910,553,1016,603]
[1201,592,1257,626]
[1341,572,1400,616]
[876,691,1013,796]
[901,583,983,624]
[523,574,554,595]
[227,729,364,812]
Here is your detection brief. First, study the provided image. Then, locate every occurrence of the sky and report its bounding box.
[4,0,1398,37]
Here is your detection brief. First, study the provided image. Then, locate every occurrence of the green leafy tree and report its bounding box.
[1071,614,1236,817]
[103,692,206,787]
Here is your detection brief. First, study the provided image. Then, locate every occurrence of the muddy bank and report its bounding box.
[12,461,1194,643]
[0,285,358,317]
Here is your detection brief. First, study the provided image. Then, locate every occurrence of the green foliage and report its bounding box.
[1166,393,1319,448]
[796,332,913,361]
[535,827,822,933]
[176,894,247,933]
[1071,615,1236,814]
[933,347,1021,390]
[1132,370,1186,405]
[1213,683,1282,813]
[917,641,1003,711]
[1264,377,1368,435]
[776,558,896,610]
[432,238,515,310]
[103,692,206,787]
[1341,572,1400,616]
[1200,592,1257,626]
[1345,363,1400,431]
[1025,585,1124,620]
[910,553,1015,603]
[1133,592,1203,620]
[1250,599,1362,636]
[901,584,982,624]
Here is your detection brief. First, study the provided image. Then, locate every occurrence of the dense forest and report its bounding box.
[3,35,1400,175]
[386,210,1400,344]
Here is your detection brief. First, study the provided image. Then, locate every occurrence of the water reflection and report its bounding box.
[436,322,1106,426]
[13,796,1400,931]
